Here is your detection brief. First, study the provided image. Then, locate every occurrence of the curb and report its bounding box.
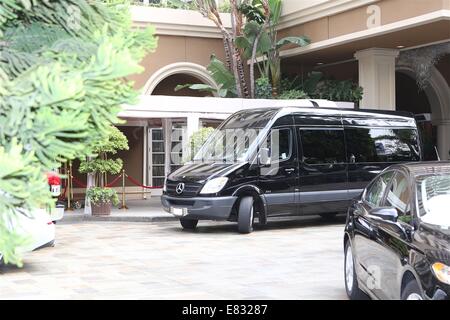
[60,214,178,223]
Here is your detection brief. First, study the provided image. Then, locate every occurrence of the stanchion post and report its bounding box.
[119,169,128,210]
[66,161,73,211]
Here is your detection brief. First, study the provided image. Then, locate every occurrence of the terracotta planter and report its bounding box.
[91,202,112,216]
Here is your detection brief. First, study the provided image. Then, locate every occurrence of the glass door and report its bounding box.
[149,128,165,187]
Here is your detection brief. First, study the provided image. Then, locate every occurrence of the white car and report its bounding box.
[0,208,56,265]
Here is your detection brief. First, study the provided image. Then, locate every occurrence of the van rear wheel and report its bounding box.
[238,197,254,234]
[180,218,198,230]
[319,213,338,220]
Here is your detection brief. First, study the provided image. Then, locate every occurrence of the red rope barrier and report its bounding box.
[105,174,122,187]
[125,174,162,189]
[72,176,87,188]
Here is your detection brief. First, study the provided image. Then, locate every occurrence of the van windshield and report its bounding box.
[193,110,276,163]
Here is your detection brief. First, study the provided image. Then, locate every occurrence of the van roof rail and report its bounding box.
[309,100,320,108]
[356,108,415,118]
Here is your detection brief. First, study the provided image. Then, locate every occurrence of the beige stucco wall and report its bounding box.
[279,0,448,44]
[129,35,225,90]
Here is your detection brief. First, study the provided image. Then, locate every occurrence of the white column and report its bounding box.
[84,158,94,215]
[437,120,450,160]
[162,118,172,178]
[354,48,400,110]
[142,124,148,199]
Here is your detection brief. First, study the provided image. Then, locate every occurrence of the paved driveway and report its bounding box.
[0,217,348,300]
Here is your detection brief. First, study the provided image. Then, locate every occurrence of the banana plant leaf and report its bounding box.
[236,22,272,59]
[207,54,236,91]
[276,36,310,50]
[175,83,217,93]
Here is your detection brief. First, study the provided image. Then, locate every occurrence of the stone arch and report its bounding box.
[396,64,450,159]
[396,65,450,122]
[143,62,219,96]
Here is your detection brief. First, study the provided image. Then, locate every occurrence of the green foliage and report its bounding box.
[132,0,197,10]
[218,0,231,12]
[235,0,310,97]
[86,187,119,206]
[190,127,215,160]
[255,77,272,99]
[296,72,363,103]
[206,54,236,97]
[79,126,128,183]
[88,126,129,155]
[238,3,266,24]
[0,140,51,266]
[235,21,271,59]
[0,0,156,266]
[257,72,363,102]
[257,76,307,100]
[278,89,308,100]
[79,158,124,175]
[175,55,237,98]
[315,79,364,102]
[276,36,310,50]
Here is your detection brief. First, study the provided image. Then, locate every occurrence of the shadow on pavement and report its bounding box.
[169,214,347,234]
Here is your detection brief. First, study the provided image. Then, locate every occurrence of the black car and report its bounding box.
[162,106,421,233]
[344,162,450,300]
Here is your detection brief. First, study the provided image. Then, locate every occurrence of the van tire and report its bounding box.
[238,197,254,234]
[319,213,338,220]
[401,279,423,300]
[180,218,198,230]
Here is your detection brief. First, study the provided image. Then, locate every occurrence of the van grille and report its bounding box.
[166,181,203,197]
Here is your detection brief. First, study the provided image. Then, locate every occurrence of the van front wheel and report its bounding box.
[180,218,198,230]
[238,197,254,234]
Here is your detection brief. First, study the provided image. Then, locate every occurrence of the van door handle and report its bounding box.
[285,168,296,174]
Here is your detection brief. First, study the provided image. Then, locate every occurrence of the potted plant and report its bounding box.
[79,126,129,215]
[86,187,119,215]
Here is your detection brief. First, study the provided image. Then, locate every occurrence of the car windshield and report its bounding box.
[417,174,450,228]
[193,110,276,163]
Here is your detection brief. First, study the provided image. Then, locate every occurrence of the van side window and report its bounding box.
[299,129,345,165]
[266,128,292,162]
[345,128,420,163]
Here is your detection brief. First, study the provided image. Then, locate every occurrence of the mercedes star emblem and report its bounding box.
[176,183,185,194]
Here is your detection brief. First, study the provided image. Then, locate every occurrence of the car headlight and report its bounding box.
[163,178,167,192]
[200,177,228,194]
[432,262,450,285]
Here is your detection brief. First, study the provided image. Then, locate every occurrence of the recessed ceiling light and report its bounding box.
[396,45,405,48]
[317,62,324,65]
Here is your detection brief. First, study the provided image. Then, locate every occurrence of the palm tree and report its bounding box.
[194,0,250,98]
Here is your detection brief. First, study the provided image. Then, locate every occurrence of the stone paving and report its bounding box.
[0,216,348,300]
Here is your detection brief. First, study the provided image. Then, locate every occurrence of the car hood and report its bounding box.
[168,162,247,183]
[416,223,450,263]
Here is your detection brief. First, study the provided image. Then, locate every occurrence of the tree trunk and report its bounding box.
[222,37,232,71]
[270,53,281,98]
[235,48,249,98]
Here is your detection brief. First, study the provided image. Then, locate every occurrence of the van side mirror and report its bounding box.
[258,148,271,167]
[369,207,398,222]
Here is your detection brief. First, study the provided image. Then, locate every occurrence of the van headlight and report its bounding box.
[200,177,228,194]
[432,262,450,285]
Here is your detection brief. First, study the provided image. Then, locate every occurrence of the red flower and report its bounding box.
[46,172,61,186]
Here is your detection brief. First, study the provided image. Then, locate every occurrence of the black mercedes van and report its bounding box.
[161,106,421,233]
